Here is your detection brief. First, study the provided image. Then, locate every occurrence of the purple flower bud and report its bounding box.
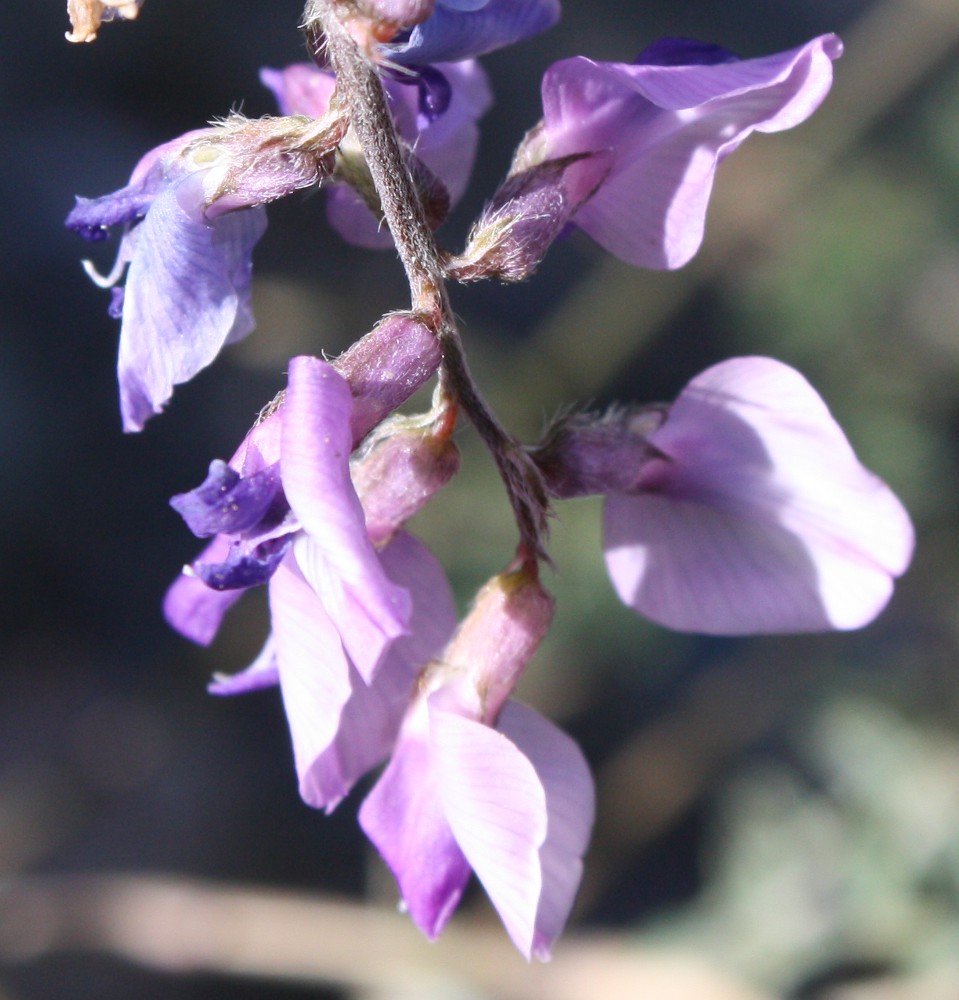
[529,405,668,499]
[447,150,611,283]
[533,34,842,269]
[332,313,442,443]
[602,357,915,634]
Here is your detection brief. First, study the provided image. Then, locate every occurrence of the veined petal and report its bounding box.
[294,532,457,812]
[359,711,472,938]
[431,704,551,959]
[117,175,266,430]
[269,559,355,808]
[282,357,412,681]
[496,701,594,961]
[542,35,841,269]
[385,0,560,65]
[604,357,914,633]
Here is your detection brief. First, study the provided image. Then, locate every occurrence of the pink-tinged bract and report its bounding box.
[539,34,842,269]
[604,357,915,634]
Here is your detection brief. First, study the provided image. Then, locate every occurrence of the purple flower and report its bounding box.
[261,59,491,248]
[603,357,915,634]
[215,530,454,812]
[360,568,594,959]
[534,34,842,269]
[166,357,412,681]
[67,118,340,430]
[166,346,462,810]
[381,0,560,66]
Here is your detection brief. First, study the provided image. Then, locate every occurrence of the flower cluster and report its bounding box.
[67,0,913,960]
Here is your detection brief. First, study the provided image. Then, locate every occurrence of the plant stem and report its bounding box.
[304,0,550,559]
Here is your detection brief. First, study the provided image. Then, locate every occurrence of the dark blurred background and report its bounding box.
[2,1,958,998]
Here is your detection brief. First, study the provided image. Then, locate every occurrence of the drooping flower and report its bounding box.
[167,356,413,678]
[165,342,456,810]
[360,566,594,960]
[596,357,915,634]
[380,0,560,67]
[515,34,842,270]
[66,115,343,430]
[261,59,491,248]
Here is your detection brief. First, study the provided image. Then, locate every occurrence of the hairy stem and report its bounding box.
[304,0,550,558]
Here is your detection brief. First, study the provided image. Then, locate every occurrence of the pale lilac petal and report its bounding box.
[259,64,336,117]
[430,704,548,959]
[118,175,267,430]
[604,357,914,634]
[385,0,559,65]
[296,533,457,812]
[208,635,279,695]
[412,61,492,203]
[163,536,244,645]
[269,559,354,809]
[282,357,411,681]
[359,716,472,938]
[543,36,841,268]
[496,701,594,961]
[325,183,392,250]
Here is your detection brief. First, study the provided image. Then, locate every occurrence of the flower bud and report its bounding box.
[447,151,610,284]
[437,565,554,725]
[352,422,461,545]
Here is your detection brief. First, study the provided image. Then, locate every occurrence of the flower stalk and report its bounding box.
[304,0,551,559]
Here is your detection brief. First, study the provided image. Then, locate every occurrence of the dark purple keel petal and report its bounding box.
[636,37,739,67]
[163,536,246,645]
[170,460,282,538]
[195,535,293,591]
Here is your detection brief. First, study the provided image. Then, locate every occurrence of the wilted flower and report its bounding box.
[520,34,842,269]
[66,116,343,429]
[360,566,594,960]
[598,357,915,634]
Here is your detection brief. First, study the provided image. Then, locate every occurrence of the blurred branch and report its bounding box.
[0,873,772,1000]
